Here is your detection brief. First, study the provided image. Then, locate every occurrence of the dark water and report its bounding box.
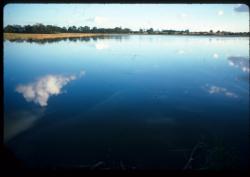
[4,35,249,170]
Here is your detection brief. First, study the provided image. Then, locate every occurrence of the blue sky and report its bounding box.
[4,4,249,32]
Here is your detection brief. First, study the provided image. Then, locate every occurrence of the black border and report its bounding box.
[1,0,249,177]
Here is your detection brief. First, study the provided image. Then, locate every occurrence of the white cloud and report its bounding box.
[207,85,226,94]
[213,53,219,59]
[180,13,188,18]
[16,71,85,107]
[78,69,86,77]
[94,16,109,25]
[204,84,238,98]
[63,7,86,26]
[178,50,185,54]
[242,67,249,73]
[225,92,237,98]
[95,42,109,50]
[84,17,95,22]
[217,10,224,16]
[234,4,249,12]
[228,56,249,73]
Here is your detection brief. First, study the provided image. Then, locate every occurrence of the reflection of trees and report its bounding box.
[6,35,131,44]
[79,37,91,42]
[68,38,78,42]
[9,39,25,43]
[23,38,69,44]
[92,36,98,41]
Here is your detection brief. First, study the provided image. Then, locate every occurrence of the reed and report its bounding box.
[4,33,107,40]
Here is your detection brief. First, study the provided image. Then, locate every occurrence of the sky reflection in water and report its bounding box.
[16,70,85,107]
[4,35,249,169]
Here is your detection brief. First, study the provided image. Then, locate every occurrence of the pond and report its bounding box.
[4,35,249,170]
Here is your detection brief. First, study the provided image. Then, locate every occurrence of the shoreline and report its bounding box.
[4,33,109,40]
[4,32,249,40]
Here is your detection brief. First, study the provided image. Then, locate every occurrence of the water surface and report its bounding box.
[4,35,249,170]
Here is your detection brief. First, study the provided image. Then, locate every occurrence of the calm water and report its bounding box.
[4,35,249,170]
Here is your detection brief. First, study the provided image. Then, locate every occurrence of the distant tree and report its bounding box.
[83,26,90,33]
[15,25,24,33]
[4,24,243,36]
[62,27,67,33]
[32,23,46,33]
[4,25,24,33]
[24,25,33,33]
[123,28,131,33]
[162,29,176,34]
[92,27,97,33]
[78,26,84,32]
[147,28,154,34]
[68,26,77,33]
[114,27,122,33]
[4,25,16,33]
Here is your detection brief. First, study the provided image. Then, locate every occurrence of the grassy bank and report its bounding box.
[4,33,248,41]
[4,33,107,40]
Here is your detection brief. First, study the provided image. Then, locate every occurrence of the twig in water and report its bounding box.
[120,161,126,170]
[91,161,104,170]
[183,142,205,170]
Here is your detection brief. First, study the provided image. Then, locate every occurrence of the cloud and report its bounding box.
[217,10,224,16]
[95,42,109,50]
[204,84,238,98]
[234,4,249,12]
[228,56,249,73]
[207,85,226,94]
[180,13,188,18]
[16,71,85,107]
[84,17,95,22]
[63,7,86,25]
[78,70,86,77]
[177,13,188,21]
[4,109,44,142]
[213,53,219,59]
[178,50,185,54]
[94,16,109,25]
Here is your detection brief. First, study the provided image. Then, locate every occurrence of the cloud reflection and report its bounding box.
[178,50,185,55]
[228,56,249,73]
[213,53,219,59]
[234,4,249,12]
[95,42,109,50]
[204,84,238,98]
[4,109,44,142]
[16,70,85,107]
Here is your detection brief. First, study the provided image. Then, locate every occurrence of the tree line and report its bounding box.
[3,23,132,34]
[3,23,249,36]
